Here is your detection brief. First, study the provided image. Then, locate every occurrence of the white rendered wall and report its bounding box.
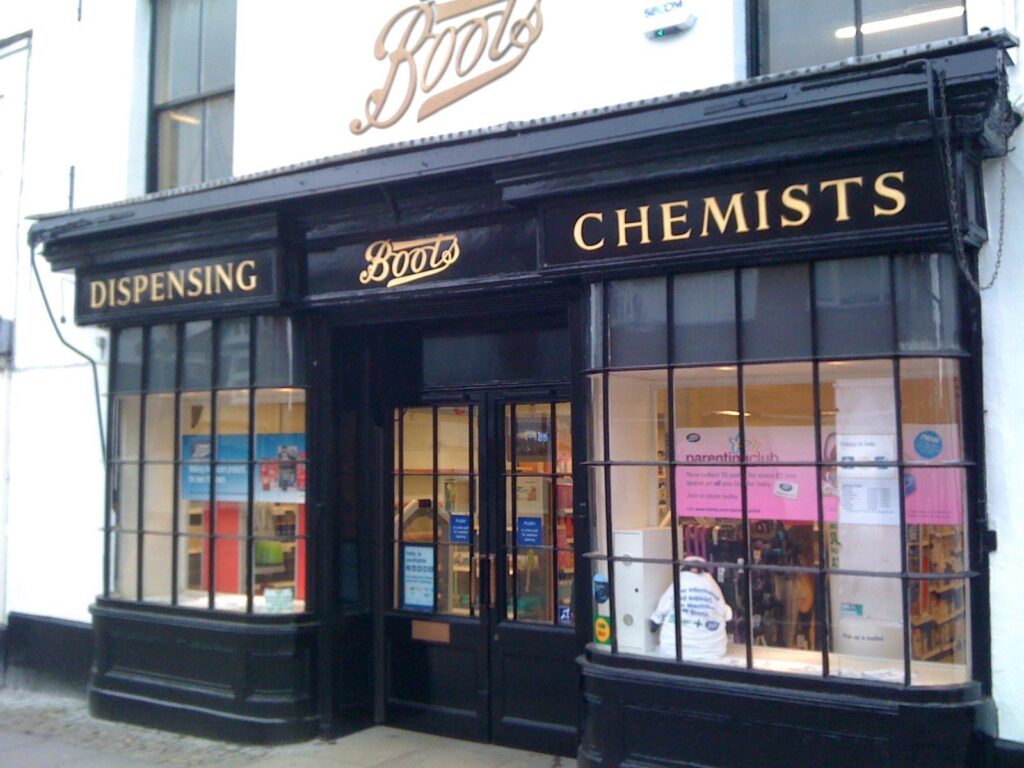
[0,0,149,624]
[233,0,747,175]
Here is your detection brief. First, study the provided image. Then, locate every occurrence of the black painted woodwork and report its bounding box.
[90,602,319,743]
[3,613,94,695]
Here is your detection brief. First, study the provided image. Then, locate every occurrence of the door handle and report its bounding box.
[474,553,498,609]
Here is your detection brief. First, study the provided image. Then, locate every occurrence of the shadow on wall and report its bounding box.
[3,613,93,696]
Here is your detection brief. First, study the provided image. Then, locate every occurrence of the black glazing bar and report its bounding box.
[854,0,864,57]
[469,405,476,617]
[735,268,753,671]
[397,408,404,609]
[432,407,439,613]
[550,400,558,625]
[809,264,830,677]
[104,331,118,599]
[136,328,150,603]
[171,323,183,607]
[601,282,617,653]
[209,319,219,611]
[666,278,682,662]
[889,256,913,687]
[246,317,256,614]
[510,405,519,621]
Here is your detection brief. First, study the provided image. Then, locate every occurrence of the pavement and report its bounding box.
[0,687,577,768]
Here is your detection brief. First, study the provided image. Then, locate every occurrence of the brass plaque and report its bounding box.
[411,620,451,644]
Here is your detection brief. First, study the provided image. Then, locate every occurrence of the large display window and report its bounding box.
[108,316,308,613]
[586,254,971,686]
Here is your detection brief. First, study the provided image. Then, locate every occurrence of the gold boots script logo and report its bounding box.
[359,234,461,288]
[351,0,543,134]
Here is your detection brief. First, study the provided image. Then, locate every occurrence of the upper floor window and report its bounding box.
[758,1,967,73]
[153,0,236,190]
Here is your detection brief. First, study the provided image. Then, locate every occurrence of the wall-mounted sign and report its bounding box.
[403,544,436,611]
[351,0,544,134]
[641,0,697,38]
[359,234,460,288]
[76,251,281,325]
[542,152,948,270]
[306,219,535,301]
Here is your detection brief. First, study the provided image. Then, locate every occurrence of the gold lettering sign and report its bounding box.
[351,0,543,134]
[570,169,909,252]
[360,234,461,288]
[87,260,259,311]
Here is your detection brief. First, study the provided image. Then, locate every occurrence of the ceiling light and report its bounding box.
[835,5,964,39]
[168,111,201,126]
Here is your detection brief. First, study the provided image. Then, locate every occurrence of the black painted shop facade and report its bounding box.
[28,34,1020,768]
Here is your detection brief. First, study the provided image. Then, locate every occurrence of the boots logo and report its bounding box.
[351,0,543,134]
[359,234,461,288]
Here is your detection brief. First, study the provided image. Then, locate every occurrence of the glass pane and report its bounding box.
[513,547,553,623]
[588,283,604,368]
[512,477,552,545]
[200,0,237,92]
[182,320,213,389]
[608,371,667,463]
[440,476,473,544]
[740,264,811,361]
[438,544,472,615]
[676,466,743,524]
[158,103,203,190]
[211,532,247,612]
[862,1,966,55]
[895,254,961,353]
[751,571,822,675]
[589,466,608,557]
[747,493,821,566]
[255,316,304,386]
[255,388,307,503]
[177,533,208,606]
[673,271,736,363]
[144,393,176,461]
[112,395,141,461]
[815,257,893,356]
[146,324,178,390]
[612,539,672,657]
[143,463,175,532]
[154,0,200,103]
[674,366,740,462]
[555,402,572,473]
[909,577,969,685]
[828,574,905,683]
[591,558,612,650]
[743,363,815,462]
[401,407,434,473]
[142,533,173,604]
[906,468,967,573]
[399,475,435,543]
[114,328,143,392]
[588,374,605,462]
[218,317,250,387]
[762,0,855,72]
[253,531,302,614]
[216,389,249,461]
[112,463,140,530]
[512,404,552,473]
[609,278,667,367]
[438,407,472,474]
[110,530,138,600]
[204,95,234,181]
[556,476,575,626]
[609,465,668,532]
[901,358,964,463]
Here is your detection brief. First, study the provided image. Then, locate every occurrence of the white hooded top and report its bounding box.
[649,567,734,660]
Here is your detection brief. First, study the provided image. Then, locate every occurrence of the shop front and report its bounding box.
[29,33,1015,768]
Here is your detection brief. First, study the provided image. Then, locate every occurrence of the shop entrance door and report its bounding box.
[384,394,578,755]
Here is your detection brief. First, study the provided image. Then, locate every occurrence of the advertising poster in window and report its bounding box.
[403,545,435,611]
[181,435,248,500]
[255,433,307,503]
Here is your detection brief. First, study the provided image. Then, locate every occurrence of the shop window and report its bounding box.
[107,316,307,614]
[153,0,236,190]
[586,255,971,686]
[757,1,967,74]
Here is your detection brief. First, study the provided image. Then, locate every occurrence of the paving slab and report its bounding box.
[0,688,576,768]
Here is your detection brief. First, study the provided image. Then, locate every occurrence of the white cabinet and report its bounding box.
[613,527,673,654]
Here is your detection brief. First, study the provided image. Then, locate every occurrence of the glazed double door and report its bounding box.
[383,393,578,755]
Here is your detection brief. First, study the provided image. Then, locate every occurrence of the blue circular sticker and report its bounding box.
[914,430,943,460]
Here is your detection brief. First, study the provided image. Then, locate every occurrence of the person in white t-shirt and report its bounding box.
[649,556,733,660]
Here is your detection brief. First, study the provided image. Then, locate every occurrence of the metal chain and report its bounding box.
[937,71,1009,294]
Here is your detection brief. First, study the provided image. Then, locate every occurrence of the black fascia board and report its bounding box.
[29,31,1016,268]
